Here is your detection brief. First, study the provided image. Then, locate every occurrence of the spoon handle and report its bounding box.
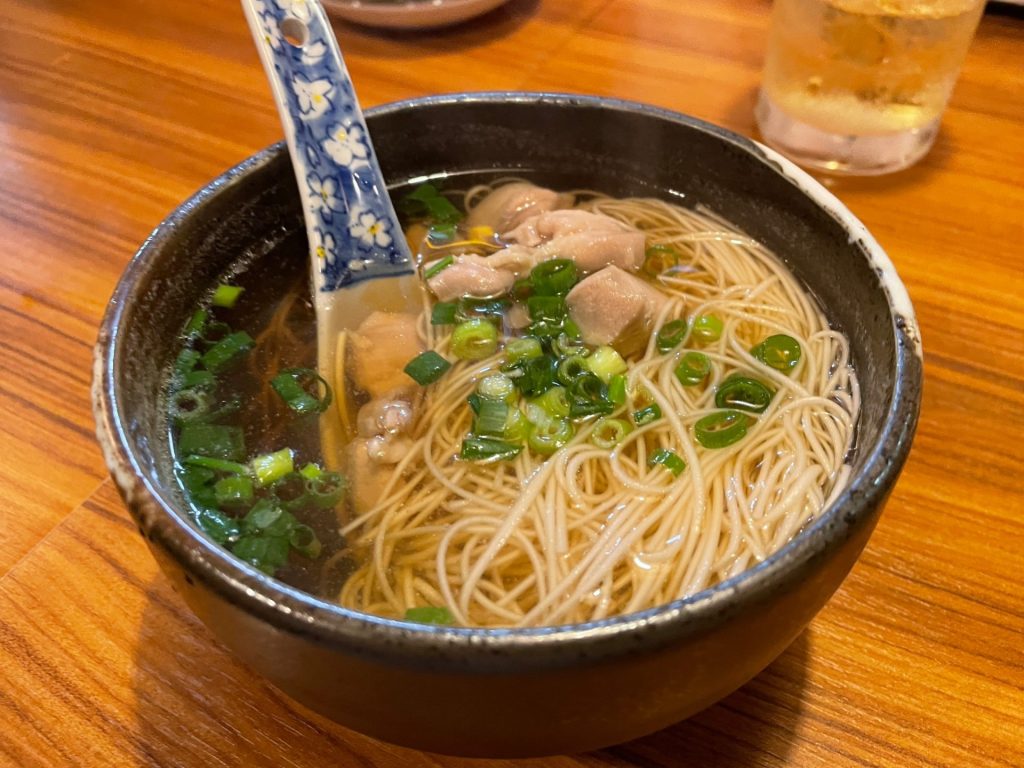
[240,0,413,293]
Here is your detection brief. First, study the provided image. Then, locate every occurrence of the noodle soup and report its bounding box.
[168,180,858,628]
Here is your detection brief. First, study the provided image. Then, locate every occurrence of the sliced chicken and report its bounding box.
[345,439,394,513]
[349,311,423,398]
[426,254,515,301]
[535,231,646,274]
[566,266,669,356]
[357,398,415,439]
[465,182,569,233]
[503,210,628,248]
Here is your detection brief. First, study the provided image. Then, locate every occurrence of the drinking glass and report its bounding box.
[756,0,985,175]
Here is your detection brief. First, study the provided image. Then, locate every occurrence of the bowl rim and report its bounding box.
[94,91,922,670]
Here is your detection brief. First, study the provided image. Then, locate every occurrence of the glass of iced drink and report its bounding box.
[756,0,985,175]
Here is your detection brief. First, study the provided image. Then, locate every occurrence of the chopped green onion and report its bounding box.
[289,524,322,559]
[199,320,231,347]
[460,436,523,463]
[477,373,516,402]
[184,309,208,337]
[232,534,291,575]
[181,454,250,475]
[675,352,712,387]
[513,355,557,398]
[691,315,724,343]
[307,471,346,508]
[656,319,688,352]
[174,348,201,377]
[405,606,455,625]
[633,404,662,426]
[694,410,751,449]
[556,355,589,385]
[170,388,213,426]
[178,424,246,462]
[241,499,284,532]
[194,507,240,545]
[474,398,510,438]
[643,244,682,278]
[182,369,216,390]
[512,277,533,299]
[585,346,627,383]
[563,318,582,340]
[527,295,567,322]
[400,183,462,226]
[270,472,312,511]
[201,331,255,373]
[424,254,454,280]
[530,258,578,296]
[451,319,499,361]
[251,448,294,488]
[214,475,254,508]
[503,408,529,442]
[569,374,614,418]
[180,465,218,510]
[457,297,508,322]
[608,374,627,405]
[648,448,686,476]
[404,350,451,386]
[271,368,333,414]
[590,417,632,449]
[431,301,458,325]
[714,375,774,414]
[504,337,543,366]
[532,386,570,419]
[551,332,588,358]
[527,418,574,455]
[751,334,802,374]
[212,284,244,308]
[299,462,322,480]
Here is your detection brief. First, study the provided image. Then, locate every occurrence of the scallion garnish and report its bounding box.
[642,244,682,278]
[648,448,686,476]
[474,398,510,438]
[424,254,454,280]
[270,472,312,511]
[193,507,240,545]
[270,368,333,414]
[184,309,208,337]
[633,404,662,426]
[431,301,458,325]
[299,462,322,480]
[714,375,774,414]
[451,319,499,360]
[656,319,688,352]
[569,373,614,418]
[405,606,455,625]
[178,424,246,462]
[590,417,632,449]
[181,454,250,475]
[201,331,255,373]
[504,337,543,366]
[527,418,574,456]
[694,410,751,449]
[289,524,322,559]
[531,385,571,419]
[250,448,294,488]
[530,258,578,296]
[513,355,557,397]
[585,346,627,383]
[214,474,255,508]
[674,351,711,387]
[404,350,452,386]
[556,355,589,385]
[460,436,523,463]
[212,284,244,308]
[307,471,346,508]
[170,388,213,426]
[477,373,516,402]
[751,334,802,374]
[691,314,724,343]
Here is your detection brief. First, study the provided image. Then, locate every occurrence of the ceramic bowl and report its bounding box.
[93,92,922,758]
[324,0,510,29]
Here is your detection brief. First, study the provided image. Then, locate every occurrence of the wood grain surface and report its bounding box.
[0,0,1021,765]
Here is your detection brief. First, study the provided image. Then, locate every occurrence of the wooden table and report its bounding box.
[1,1,1021,765]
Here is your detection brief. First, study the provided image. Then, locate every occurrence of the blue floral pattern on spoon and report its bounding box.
[242,0,413,292]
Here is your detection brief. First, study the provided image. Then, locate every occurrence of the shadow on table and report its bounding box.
[130,575,811,767]
[332,0,541,58]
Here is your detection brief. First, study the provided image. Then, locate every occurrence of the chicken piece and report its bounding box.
[465,182,568,233]
[566,266,669,356]
[426,254,515,301]
[357,398,415,439]
[503,210,628,248]
[345,439,395,513]
[537,231,646,275]
[349,311,423,398]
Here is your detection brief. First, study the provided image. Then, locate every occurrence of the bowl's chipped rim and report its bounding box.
[93,91,923,670]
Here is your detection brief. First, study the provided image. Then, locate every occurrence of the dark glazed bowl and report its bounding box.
[93,93,922,758]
